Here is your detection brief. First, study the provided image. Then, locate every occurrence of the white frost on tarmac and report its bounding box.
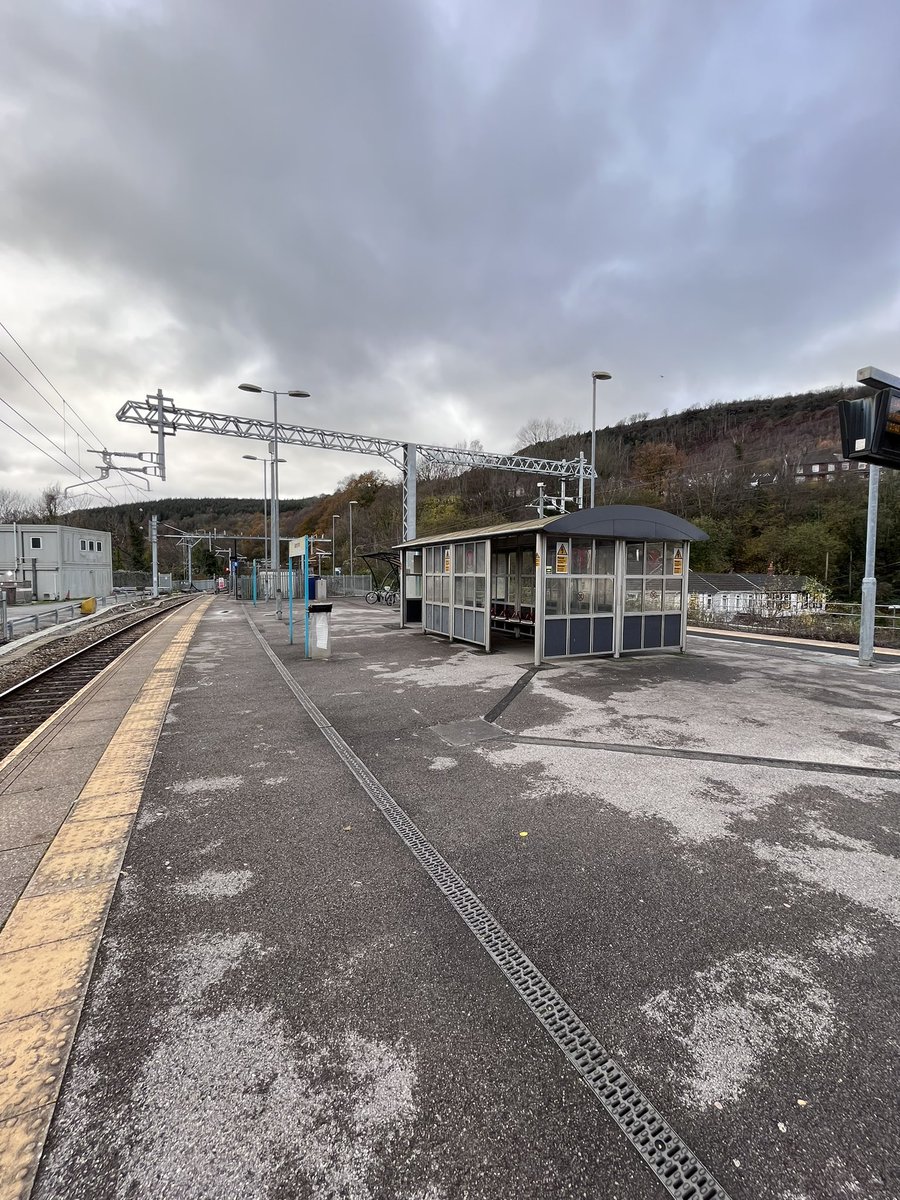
[514,665,899,768]
[814,925,875,958]
[643,950,835,1109]
[171,775,243,796]
[173,869,254,898]
[363,650,521,692]
[754,837,900,928]
[519,672,703,747]
[428,756,458,771]
[111,934,424,1199]
[481,741,774,843]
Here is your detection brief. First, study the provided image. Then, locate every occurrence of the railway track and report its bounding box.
[0,597,196,763]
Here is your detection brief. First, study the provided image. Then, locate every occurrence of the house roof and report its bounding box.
[397,505,708,549]
[688,571,810,594]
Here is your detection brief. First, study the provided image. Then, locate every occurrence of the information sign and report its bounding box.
[672,548,684,577]
[555,543,569,575]
[443,548,451,574]
[289,537,307,559]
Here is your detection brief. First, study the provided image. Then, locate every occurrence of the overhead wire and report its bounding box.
[0,410,111,507]
[0,324,146,505]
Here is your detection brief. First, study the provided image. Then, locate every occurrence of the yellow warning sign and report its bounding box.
[672,548,683,577]
[555,543,569,575]
[443,548,451,574]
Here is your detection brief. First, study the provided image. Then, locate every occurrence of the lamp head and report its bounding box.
[287,390,310,398]
[242,454,259,461]
[592,371,612,381]
[239,383,263,393]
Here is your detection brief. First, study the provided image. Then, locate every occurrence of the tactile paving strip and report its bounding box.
[249,616,732,1200]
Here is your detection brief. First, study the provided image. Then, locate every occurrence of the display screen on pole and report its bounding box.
[886,391,900,443]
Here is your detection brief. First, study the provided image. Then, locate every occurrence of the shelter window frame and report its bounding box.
[543,536,617,657]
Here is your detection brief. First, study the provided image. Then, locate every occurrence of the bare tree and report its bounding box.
[0,488,32,522]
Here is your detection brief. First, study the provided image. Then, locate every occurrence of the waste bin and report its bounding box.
[306,575,320,600]
[307,601,333,660]
[80,597,97,615]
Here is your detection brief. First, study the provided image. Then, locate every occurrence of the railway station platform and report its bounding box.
[3,596,900,1199]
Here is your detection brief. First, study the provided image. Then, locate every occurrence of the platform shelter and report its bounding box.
[397,505,708,665]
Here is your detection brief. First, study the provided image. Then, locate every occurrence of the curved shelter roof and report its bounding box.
[545,505,708,542]
[397,505,707,548]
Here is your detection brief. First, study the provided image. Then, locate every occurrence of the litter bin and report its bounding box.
[307,601,333,660]
[306,575,320,600]
[80,597,97,615]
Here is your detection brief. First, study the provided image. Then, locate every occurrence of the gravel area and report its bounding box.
[0,595,195,693]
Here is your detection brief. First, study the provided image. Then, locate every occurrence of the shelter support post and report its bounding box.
[680,541,691,652]
[534,533,545,666]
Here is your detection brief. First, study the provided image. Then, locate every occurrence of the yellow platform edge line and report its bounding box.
[0,596,212,1200]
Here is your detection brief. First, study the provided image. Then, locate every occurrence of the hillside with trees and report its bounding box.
[10,383,900,601]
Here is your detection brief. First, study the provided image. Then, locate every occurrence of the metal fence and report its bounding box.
[687,601,900,649]
[2,595,125,644]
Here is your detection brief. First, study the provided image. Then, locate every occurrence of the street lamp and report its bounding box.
[242,452,286,573]
[239,383,310,620]
[349,500,358,577]
[331,513,341,576]
[242,454,269,568]
[590,370,612,508]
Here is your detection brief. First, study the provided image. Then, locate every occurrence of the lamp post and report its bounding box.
[590,370,612,508]
[242,454,269,568]
[349,500,358,577]
[239,384,310,620]
[331,513,341,575]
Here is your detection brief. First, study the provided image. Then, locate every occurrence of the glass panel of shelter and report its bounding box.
[451,540,488,646]
[621,540,684,652]
[424,544,452,636]
[543,537,616,657]
[543,537,685,658]
[490,543,536,638]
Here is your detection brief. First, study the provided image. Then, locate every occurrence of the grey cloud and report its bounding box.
[2,0,900,502]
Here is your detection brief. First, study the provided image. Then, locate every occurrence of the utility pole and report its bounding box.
[150,514,158,598]
[859,465,881,666]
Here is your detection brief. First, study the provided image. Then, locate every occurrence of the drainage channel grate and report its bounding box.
[248,616,731,1200]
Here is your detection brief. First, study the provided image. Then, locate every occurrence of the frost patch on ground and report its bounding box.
[38,932,429,1199]
[754,836,900,927]
[362,651,521,692]
[135,806,167,830]
[174,869,254,898]
[643,950,835,1108]
[519,674,701,746]
[814,925,875,958]
[481,742,772,843]
[171,775,243,796]
[428,757,457,771]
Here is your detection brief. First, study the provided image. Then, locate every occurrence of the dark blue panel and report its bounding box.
[592,617,613,653]
[544,619,567,657]
[663,612,682,646]
[643,613,663,648]
[622,615,642,651]
[464,608,475,642]
[453,608,464,637]
[568,618,591,655]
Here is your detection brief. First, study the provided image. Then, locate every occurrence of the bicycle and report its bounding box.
[365,586,399,605]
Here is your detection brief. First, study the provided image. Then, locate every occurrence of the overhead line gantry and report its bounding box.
[116,392,593,540]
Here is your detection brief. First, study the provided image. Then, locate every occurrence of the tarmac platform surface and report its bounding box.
[5,597,900,1199]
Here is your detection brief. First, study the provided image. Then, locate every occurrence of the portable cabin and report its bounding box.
[397,505,708,666]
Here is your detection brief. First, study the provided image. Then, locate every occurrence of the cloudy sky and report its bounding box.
[2,0,899,507]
